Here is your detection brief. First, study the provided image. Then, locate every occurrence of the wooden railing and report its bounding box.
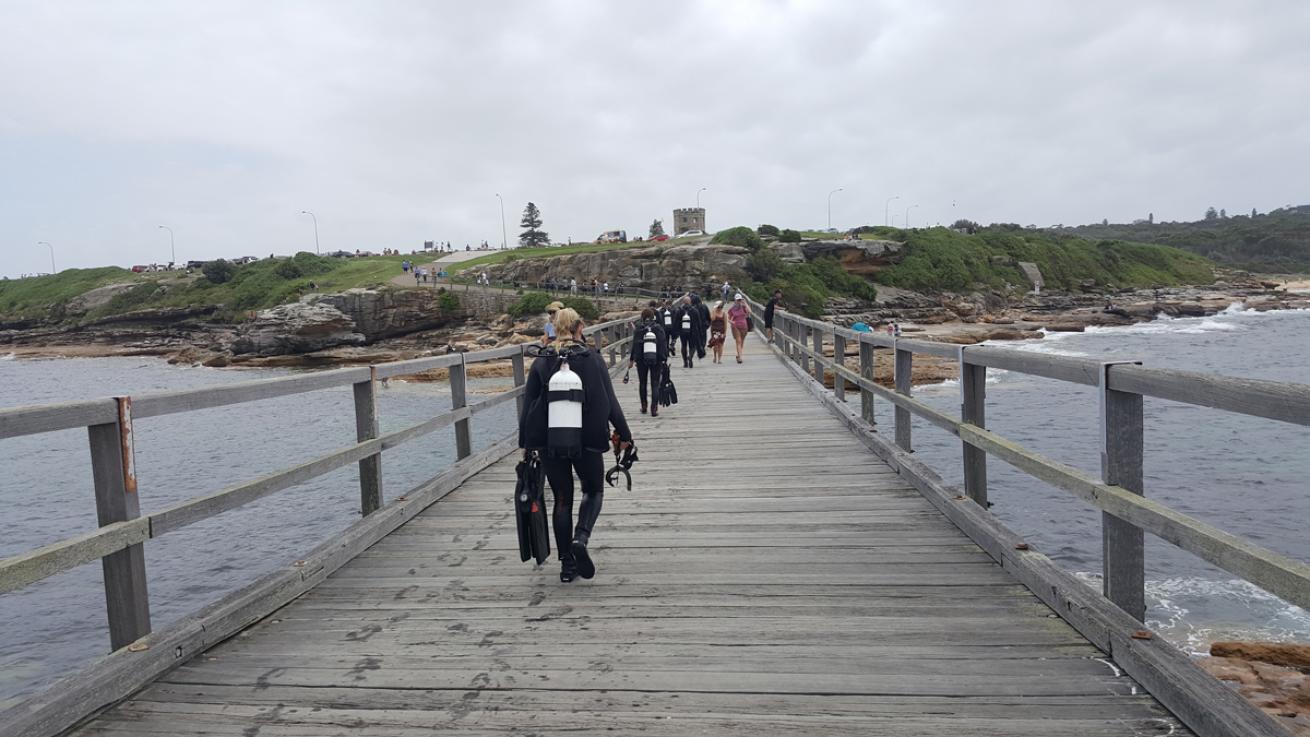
[0,318,633,667]
[756,302,1310,620]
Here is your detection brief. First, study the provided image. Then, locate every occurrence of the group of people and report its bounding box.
[518,288,786,585]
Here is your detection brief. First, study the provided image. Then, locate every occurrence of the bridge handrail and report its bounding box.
[751,299,1310,619]
[0,318,636,642]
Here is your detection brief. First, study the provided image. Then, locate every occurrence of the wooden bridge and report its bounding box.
[2,305,1308,736]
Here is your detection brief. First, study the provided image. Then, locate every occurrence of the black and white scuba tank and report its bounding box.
[642,325,659,364]
[681,310,691,331]
[662,309,672,327]
[546,356,584,457]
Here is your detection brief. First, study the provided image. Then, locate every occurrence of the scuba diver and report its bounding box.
[659,298,678,357]
[693,293,711,359]
[519,308,633,583]
[677,295,703,368]
[628,308,668,416]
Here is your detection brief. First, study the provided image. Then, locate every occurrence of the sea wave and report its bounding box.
[0,353,15,361]
[1073,572,1310,656]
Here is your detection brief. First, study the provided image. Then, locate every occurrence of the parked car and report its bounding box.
[327,250,355,258]
[649,234,670,242]
[596,230,627,244]
[677,229,704,237]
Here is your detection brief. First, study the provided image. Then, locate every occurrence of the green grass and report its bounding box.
[876,226,1213,292]
[1,254,426,324]
[0,267,139,321]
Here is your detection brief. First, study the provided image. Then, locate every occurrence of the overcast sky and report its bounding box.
[2,1,1308,276]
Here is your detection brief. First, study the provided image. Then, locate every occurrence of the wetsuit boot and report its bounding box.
[572,490,603,579]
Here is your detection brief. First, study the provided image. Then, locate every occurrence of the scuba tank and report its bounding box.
[546,355,584,457]
[642,324,658,363]
[662,309,672,327]
[681,310,691,332]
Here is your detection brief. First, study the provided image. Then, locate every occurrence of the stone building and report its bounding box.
[673,207,706,235]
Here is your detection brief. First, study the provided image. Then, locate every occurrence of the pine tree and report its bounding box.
[1252,207,1258,218]
[518,202,549,248]
[1204,207,1218,220]
[1219,208,1227,218]
[1148,212,1154,224]
[649,219,665,238]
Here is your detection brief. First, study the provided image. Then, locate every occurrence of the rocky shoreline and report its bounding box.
[4,281,1309,386]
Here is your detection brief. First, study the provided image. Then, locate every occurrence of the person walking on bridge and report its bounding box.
[657,299,678,358]
[693,293,710,359]
[628,308,668,416]
[764,289,782,343]
[728,293,751,363]
[708,300,727,363]
[677,295,702,368]
[519,308,633,583]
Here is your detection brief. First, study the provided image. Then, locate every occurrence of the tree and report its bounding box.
[202,259,236,284]
[1205,207,1218,220]
[518,202,549,248]
[1219,208,1227,218]
[1148,212,1154,224]
[1252,207,1258,218]
[757,224,780,237]
[778,229,802,243]
[649,219,665,238]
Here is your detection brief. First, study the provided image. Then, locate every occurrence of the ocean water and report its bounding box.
[2,307,1308,707]
[898,304,1310,655]
[0,358,518,708]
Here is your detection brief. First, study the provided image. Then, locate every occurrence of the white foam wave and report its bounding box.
[0,352,15,361]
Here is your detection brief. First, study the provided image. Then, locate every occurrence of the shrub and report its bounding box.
[757,224,780,237]
[274,259,304,279]
[202,259,236,284]
[778,229,802,243]
[747,249,784,281]
[438,291,460,311]
[561,296,599,321]
[508,291,552,318]
[710,226,763,252]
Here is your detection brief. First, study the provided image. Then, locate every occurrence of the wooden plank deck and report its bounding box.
[67,337,1191,736]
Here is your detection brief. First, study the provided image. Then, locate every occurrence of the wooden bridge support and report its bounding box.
[87,397,151,651]
[894,344,913,452]
[859,340,875,424]
[960,350,988,507]
[450,355,471,461]
[353,368,383,516]
[1101,361,1146,621]
[832,333,846,401]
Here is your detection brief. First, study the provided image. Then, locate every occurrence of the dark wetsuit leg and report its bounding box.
[543,452,607,553]
[636,362,652,408]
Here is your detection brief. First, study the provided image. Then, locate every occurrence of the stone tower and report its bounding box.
[673,207,706,236]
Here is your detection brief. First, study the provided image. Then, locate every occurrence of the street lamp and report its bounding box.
[904,204,919,228]
[37,241,55,274]
[299,210,320,254]
[827,187,844,230]
[884,195,900,226]
[495,193,507,249]
[158,225,175,265]
[696,187,707,208]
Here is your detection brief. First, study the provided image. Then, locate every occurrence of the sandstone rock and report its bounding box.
[1212,642,1310,671]
[476,335,499,346]
[231,302,366,356]
[65,282,140,313]
[309,288,459,341]
[201,355,230,368]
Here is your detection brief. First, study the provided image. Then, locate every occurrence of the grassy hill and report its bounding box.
[0,253,415,324]
[1054,206,1310,273]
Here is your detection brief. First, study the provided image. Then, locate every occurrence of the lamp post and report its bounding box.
[904,204,919,228]
[299,210,320,254]
[696,187,707,208]
[495,193,507,249]
[884,195,899,226]
[827,187,844,230]
[37,241,55,274]
[158,225,175,265]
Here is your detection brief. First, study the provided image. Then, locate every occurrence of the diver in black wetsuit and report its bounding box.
[519,308,633,582]
[676,295,703,368]
[659,298,678,357]
[628,308,668,416]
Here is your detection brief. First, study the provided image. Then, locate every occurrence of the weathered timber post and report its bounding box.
[959,348,987,507]
[511,346,527,418]
[605,326,615,366]
[799,323,811,375]
[894,342,913,451]
[450,354,472,461]
[353,367,383,515]
[1101,361,1146,621]
[806,329,817,387]
[859,338,875,424]
[88,397,151,650]
[832,333,846,400]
